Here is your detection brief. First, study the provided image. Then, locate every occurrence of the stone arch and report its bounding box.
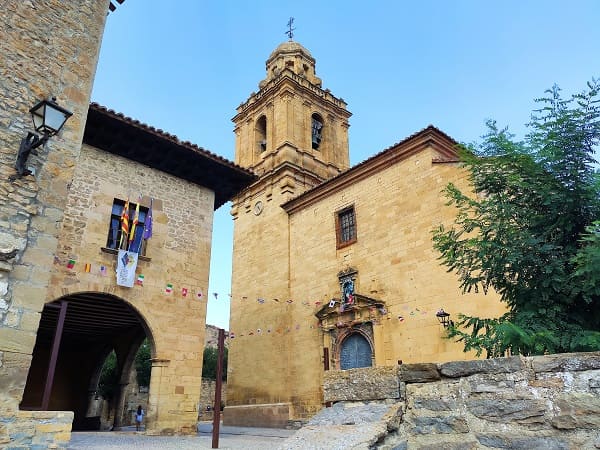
[256,115,267,154]
[311,112,324,150]
[20,291,156,431]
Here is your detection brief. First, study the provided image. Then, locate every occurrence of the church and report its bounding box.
[0,1,507,443]
[224,40,505,427]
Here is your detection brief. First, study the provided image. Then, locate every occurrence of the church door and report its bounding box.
[339,333,372,370]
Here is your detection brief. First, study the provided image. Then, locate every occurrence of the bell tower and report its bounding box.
[227,40,351,426]
[232,40,351,185]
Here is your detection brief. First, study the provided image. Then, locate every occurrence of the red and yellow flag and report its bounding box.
[129,200,140,248]
[119,199,129,250]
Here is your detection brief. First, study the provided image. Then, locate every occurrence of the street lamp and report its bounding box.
[436,308,453,328]
[12,97,72,179]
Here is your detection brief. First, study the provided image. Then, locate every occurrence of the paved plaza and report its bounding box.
[68,423,295,450]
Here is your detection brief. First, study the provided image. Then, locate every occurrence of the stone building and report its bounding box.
[0,1,253,445]
[225,40,506,427]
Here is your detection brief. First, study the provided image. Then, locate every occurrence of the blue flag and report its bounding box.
[143,198,153,240]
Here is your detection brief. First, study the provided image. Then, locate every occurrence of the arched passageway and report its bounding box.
[20,292,154,431]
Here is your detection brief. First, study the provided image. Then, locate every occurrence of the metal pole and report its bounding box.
[212,328,225,448]
[42,300,68,410]
[323,347,332,407]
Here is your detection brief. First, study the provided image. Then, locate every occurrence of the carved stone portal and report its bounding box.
[315,268,387,369]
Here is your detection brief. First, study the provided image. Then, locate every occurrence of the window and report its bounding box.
[106,199,148,254]
[311,113,323,150]
[336,206,356,248]
[256,115,267,153]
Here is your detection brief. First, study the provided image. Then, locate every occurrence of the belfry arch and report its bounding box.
[20,292,155,431]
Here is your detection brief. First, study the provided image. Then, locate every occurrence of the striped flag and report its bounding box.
[84,263,91,273]
[165,283,173,294]
[67,259,76,269]
[129,200,140,250]
[136,274,144,286]
[119,199,130,250]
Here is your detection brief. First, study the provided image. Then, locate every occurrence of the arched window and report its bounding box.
[256,115,267,153]
[340,333,372,370]
[311,113,323,150]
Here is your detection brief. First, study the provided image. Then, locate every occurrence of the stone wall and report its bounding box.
[0,1,108,448]
[0,410,74,449]
[46,143,214,434]
[318,352,600,449]
[198,378,228,420]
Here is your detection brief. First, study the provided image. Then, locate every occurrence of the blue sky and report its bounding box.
[91,0,600,329]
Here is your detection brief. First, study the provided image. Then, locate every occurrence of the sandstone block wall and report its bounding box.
[323,352,600,449]
[48,143,215,434]
[0,1,108,447]
[281,147,506,419]
[198,378,228,420]
[223,403,291,428]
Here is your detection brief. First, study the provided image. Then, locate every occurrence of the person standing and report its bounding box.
[135,405,145,432]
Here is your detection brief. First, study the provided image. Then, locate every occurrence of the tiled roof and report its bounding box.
[84,103,256,209]
[282,125,460,213]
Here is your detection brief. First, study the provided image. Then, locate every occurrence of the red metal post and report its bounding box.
[212,328,225,448]
[323,347,332,407]
[42,301,68,410]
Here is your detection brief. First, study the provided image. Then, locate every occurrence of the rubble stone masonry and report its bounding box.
[0,1,109,447]
[321,352,600,448]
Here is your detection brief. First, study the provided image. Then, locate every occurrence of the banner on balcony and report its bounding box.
[116,249,139,288]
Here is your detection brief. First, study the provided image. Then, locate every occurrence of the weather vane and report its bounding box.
[285,17,295,40]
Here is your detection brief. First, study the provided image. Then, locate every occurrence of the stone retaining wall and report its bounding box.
[323,352,600,449]
[0,410,73,449]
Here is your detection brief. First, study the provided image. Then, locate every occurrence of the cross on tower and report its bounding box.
[285,17,295,40]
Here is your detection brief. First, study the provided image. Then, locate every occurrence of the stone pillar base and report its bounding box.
[223,403,290,428]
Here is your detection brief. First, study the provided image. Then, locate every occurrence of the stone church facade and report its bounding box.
[225,41,506,427]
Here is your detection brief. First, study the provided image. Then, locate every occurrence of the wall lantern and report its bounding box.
[436,308,453,328]
[12,97,72,179]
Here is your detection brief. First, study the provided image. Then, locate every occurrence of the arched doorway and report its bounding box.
[20,292,154,431]
[339,333,373,370]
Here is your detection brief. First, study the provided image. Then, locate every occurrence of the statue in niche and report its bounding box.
[342,279,354,306]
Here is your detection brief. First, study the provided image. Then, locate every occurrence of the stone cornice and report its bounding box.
[282,126,459,214]
[232,69,351,123]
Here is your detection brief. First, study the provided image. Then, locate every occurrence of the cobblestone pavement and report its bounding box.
[68,424,295,450]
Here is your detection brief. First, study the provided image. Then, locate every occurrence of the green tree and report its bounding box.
[135,338,151,387]
[433,80,600,357]
[98,350,118,399]
[202,346,228,380]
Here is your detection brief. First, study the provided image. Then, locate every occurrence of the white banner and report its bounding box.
[116,250,139,288]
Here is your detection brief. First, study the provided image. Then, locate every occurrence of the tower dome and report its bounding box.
[260,40,322,88]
